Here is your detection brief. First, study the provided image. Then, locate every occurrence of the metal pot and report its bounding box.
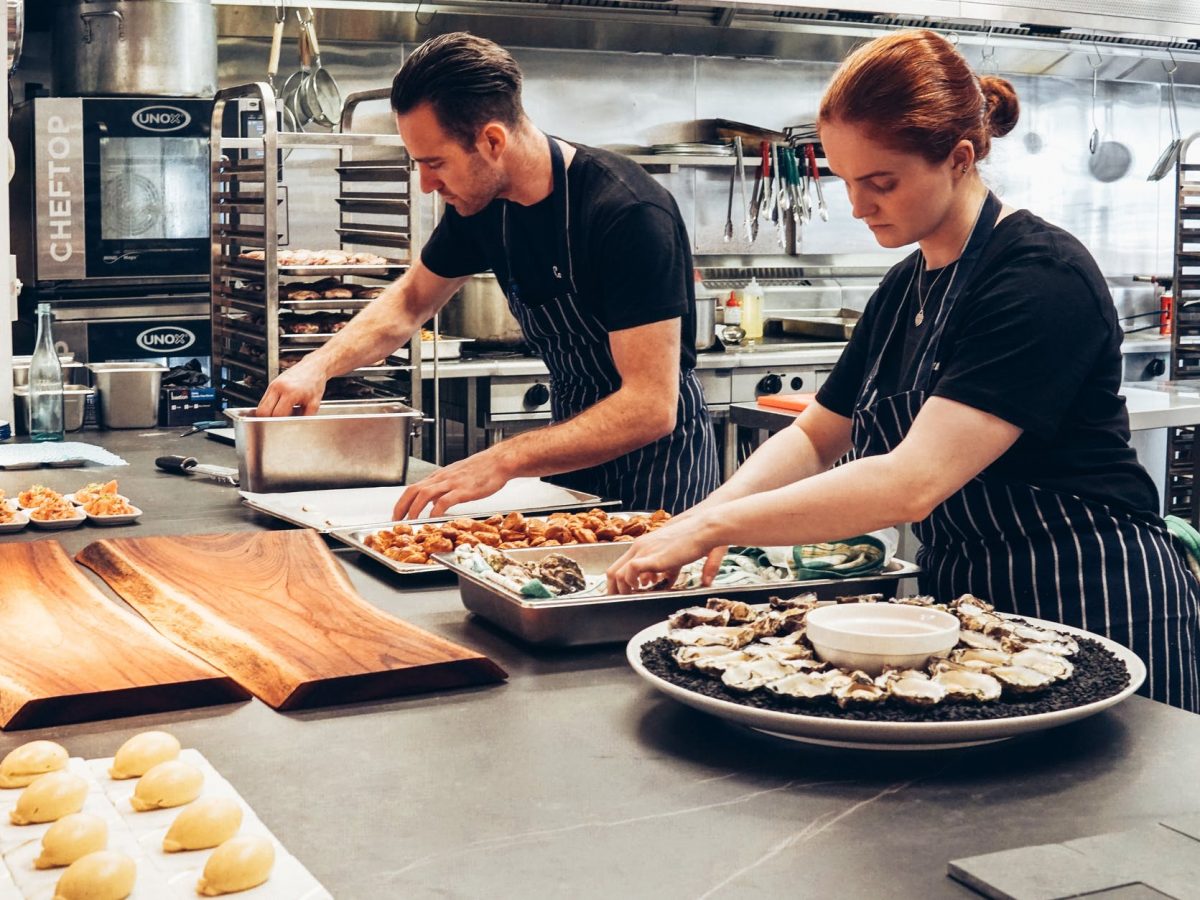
[441,274,526,349]
[53,0,218,98]
[694,294,717,352]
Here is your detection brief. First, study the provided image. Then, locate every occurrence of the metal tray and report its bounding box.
[279,261,406,277]
[436,542,921,647]
[394,337,473,361]
[250,478,615,534]
[778,308,861,341]
[331,502,629,571]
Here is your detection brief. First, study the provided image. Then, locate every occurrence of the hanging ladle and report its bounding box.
[1088,45,1102,155]
[1148,53,1183,182]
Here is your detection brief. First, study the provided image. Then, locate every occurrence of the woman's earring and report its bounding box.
[961,165,969,173]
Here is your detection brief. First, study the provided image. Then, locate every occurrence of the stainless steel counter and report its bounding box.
[0,430,1197,898]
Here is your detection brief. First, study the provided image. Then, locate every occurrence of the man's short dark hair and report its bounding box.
[391,32,525,148]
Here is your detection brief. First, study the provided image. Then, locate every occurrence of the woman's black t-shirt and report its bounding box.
[816,209,1160,516]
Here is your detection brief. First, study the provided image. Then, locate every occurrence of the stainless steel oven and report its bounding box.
[10,95,212,292]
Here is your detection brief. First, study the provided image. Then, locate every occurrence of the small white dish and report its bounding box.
[0,505,29,534]
[804,603,961,675]
[16,492,65,510]
[84,504,143,526]
[28,508,87,530]
[67,491,130,507]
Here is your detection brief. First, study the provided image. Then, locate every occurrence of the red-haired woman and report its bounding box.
[609,30,1200,711]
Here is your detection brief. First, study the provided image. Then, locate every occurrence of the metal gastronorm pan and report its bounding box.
[435,542,921,647]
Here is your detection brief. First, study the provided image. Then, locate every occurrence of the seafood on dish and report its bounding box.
[18,484,62,509]
[662,592,1083,708]
[72,480,119,506]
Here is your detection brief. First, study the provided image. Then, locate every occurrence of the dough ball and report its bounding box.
[108,731,181,780]
[10,771,89,825]
[129,760,203,812]
[0,740,69,788]
[196,835,275,896]
[36,812,109,869]
[53,850,136,900]
[163,797,242,852]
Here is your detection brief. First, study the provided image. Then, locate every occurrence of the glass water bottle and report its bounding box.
[28,302,65,442]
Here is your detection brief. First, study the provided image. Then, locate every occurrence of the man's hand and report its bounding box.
[393,448,513,520]
[254,362,328,417]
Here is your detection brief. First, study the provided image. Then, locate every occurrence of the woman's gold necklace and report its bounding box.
[912,194,988,326]
[913,260,956,327]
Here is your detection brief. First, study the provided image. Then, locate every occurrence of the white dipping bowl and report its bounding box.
[805,603,961,676]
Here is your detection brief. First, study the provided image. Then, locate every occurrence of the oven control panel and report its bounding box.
[731,367,830,403]
[488,375,553,422]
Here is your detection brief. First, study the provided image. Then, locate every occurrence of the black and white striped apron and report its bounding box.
[851,191,1200,712]
[500,136,719,514]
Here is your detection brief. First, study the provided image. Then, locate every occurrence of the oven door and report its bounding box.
[82,97,212,284]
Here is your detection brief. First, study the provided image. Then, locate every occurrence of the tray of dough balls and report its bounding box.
[0,733,330,900]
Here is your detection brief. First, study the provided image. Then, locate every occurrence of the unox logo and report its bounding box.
[137,326,196,353]
[131,105,192,133]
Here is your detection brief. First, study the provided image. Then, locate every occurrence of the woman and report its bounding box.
[607,30,1200,712]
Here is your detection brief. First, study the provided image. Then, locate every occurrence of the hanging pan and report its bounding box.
[298,7,341,129]
[1149,55,1183,182]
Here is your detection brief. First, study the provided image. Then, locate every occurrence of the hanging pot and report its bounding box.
[440,274,526,349]
[53,0,218,98]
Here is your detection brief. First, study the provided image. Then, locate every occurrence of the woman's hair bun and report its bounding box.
[981,75,1020,138]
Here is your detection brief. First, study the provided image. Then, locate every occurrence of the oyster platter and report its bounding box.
[629,593,1145,749]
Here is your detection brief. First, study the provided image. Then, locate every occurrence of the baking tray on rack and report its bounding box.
[244,478,615,534]
[279,260,406,277]
[436,543,921,647]
[334,507,648,576]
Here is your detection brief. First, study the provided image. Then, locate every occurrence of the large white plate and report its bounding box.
[626,615,1146,750]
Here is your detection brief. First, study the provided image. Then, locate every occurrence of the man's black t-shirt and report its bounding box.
[421,141,698,369]
[816,209,1160,516]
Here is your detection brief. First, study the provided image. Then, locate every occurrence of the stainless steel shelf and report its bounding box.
[211,82,423,417]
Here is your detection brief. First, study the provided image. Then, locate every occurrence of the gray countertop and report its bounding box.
[1,430,1197,899]
[731,379,1200,434]
[427,334,1172,380]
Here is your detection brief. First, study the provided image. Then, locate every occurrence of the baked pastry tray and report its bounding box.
[334,506,640,576]
[435,542,920,647]
[244,477,614,534]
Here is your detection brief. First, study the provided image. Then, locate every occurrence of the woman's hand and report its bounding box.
[605,513,727,594]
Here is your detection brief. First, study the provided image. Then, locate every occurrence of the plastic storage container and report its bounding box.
[87,362,170,429]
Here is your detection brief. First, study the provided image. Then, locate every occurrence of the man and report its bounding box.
[255,32,719,517]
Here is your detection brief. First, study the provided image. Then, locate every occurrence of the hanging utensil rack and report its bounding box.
[209,83,423,409]
[1167,131,1200,522]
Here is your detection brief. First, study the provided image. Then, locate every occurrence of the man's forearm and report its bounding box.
[688,423,830,514]
[486,388,673,480]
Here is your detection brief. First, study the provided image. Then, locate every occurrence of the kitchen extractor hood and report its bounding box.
[212,0,1200,85]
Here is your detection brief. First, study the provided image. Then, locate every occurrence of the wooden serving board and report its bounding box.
[0,541,246,731]
[76,530,507,709]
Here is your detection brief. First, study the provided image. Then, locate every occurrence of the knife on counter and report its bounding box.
[155,455,240,486]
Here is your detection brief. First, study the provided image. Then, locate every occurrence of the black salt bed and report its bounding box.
[639,637,1131,722]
